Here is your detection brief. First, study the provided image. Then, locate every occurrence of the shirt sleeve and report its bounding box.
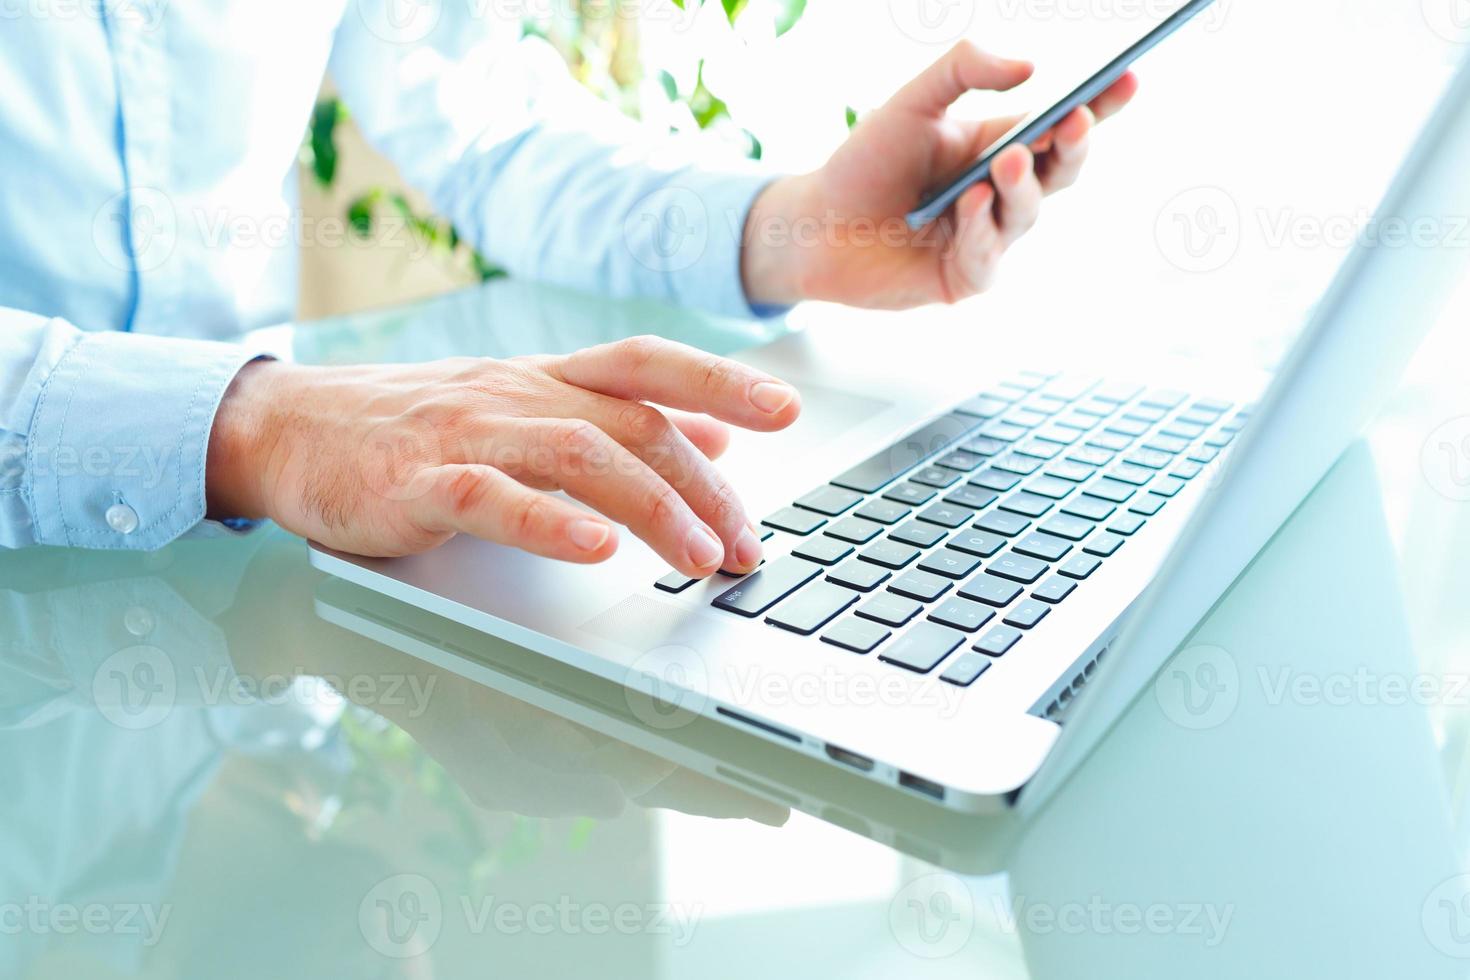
[0,308,264,550]
[327,6,783,319]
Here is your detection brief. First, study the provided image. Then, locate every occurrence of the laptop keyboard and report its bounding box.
[653,370,1250,689]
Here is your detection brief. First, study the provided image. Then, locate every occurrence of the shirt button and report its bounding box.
[106,502,140,535]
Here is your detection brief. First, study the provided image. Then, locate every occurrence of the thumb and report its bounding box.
[889,41,1033,117]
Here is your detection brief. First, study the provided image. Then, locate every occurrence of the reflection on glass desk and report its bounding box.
[4,279,1469,979]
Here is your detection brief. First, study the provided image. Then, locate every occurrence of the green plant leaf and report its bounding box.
[658,69,680,102]
[307,98,345,188]
[346,189,381,237]
[721,0,748,24]
[845,105,858,129]
[688,61,729,129]
[773,0,806,35]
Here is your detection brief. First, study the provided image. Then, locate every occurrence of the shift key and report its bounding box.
[713,556,822,617]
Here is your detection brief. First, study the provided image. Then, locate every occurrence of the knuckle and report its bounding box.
[552,419,603,461]
[616,401,671,445]
[441,468,490,518]
[706,481,743,530]
[646,483,685,530]
[611,334,666,372]
[510,493,552,543]
[698,353,738,395]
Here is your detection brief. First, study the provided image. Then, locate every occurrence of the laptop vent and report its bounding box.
[1034,642,1111,725]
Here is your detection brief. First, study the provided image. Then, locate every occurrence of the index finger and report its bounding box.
[549,336,802,432]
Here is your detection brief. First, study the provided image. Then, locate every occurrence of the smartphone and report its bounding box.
[905,0,1217,230]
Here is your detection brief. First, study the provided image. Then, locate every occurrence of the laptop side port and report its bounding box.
[715,706,801,743]
[824,744,875,772]
[898,771,946,801]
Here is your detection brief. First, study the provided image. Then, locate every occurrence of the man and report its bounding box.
[0,3,1134,579]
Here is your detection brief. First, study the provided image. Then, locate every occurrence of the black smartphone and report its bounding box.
[905,0,1217,230]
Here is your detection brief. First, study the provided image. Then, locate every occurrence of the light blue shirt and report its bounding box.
[0,0,773,551]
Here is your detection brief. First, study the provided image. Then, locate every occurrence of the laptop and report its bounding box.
[310,54,1470,814]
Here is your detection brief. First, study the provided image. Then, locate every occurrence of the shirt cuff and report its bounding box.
[23,327,266,550]
[641,169,794,321]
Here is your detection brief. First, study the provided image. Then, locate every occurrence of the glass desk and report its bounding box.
[5,278,1470,979]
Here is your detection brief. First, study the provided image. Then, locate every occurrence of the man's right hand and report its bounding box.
[205,336,802,576]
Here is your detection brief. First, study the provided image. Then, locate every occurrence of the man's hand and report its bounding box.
[206,337,801,574]
[741,41,1138,309]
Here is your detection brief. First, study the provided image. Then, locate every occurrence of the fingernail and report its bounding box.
[687,525,724,569]
[749,381,796,415]
[734,526,763,569]
[570,520,610,552]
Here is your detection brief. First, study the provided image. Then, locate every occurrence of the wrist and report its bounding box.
[741,172,824,309]
[206,358,285,522]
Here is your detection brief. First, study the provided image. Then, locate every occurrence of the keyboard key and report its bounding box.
[718,560,765,579]
[980,420,1029,443]
[890,520,948,549]
[825,516,885,544]
[1005,408,1049,429]
[1187,446,1220,465]
[1161,421,1205,440]
[853,500,909,526]
[993,453,1042,476]
[940,652,992,686]
[795,485,864,516]
[1038,514,1094,541]
[1032,576,1077,604]
[971,468,1020,492]
[1060,495,1115,521]
[918,548,983,579]
[1067,446,1115,467]
[1104,417,1151,438]
[954,395,1010,418]
[917,502,975,529]
[1087,432,1133,452]
[947,529,1007,558]
[821,617,892,654]
[1083,533,1125,557]
[1083,479,1135,504]
[1125,449,1174,470]
[1058,554,1102,579]
[999,492,1054,518]
[883,482,936,506]
[1107,513,1146,536]
[1146,434,1191,454]
[762,506,827,536]
[1013,531,1072,562]
[827,559,891,592]
[935,450,984,472]
[1108,463,1155,486]
[1129,495,1167,516]
[766,581,859,635]
[831,413,981,493]
[1034,425,1080,446]
[1123,404,1167,424]
[1073,399,1115,418]
[975,510,1030,536]
[856,593,923,627]
[792,536,855,566]
[1091,381,1143,404]
[1054,412,1098,432]
[1016,437,1064,459]
[1194,397,1234,414]
[1177,409,1218,427]
[911,466,961,489]
[974,626,1023,657]
[1171,461,1204,480]
[928,598,996,633]
[1150,476,1186,497]
[987,552,1049,584]
[1003,600,1051,629]
[887,520,946,552]
[1028,394,1070,415]
[944,485,998,510]
[957,574,1022,606]
[889,569,953,602]
[859,540,922,569]
[655,570,702,594]
[1026,475,1076,499]
[712,556,822,617]
[1140,388,1187,409]
[879,621,966,674]
[1042,375,1100,401]
[1047,460,1095,483]
[962,436,1007,457]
